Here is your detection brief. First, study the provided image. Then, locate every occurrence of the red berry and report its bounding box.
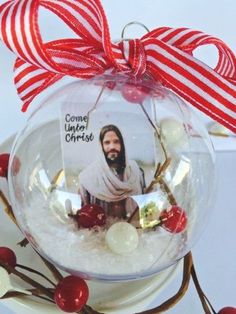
[0,154,10,178]
[0,154,21,178]
[76,204,106,228]
[0,247,17,269]
[218,307,236,314]
[105,81,116,90]
[122,83,149,103]
[160,206,187,233]
[54,276,89,313]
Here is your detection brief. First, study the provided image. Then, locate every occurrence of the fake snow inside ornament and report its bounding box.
[8,75,215,281]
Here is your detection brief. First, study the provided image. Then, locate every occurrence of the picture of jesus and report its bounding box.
[79,124,146,218]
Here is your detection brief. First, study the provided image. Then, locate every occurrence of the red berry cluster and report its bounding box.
[1,246,236,313]
[0,246,89,312]
[102,76,167,105]
[121,83,150,103]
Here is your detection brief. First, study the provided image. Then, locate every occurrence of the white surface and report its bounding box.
[0,0,236,149]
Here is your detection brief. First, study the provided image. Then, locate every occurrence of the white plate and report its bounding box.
[0,135,180,314]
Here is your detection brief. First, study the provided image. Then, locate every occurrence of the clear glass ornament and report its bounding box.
[8,75,215,281]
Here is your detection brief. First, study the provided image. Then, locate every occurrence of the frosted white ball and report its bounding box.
[105,222,139,254]
[160,118,186,146]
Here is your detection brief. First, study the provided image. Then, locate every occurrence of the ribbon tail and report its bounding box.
[162,76,236,133]
[21,74,64,112]
[145,39,236,133]
[14,58,63,112]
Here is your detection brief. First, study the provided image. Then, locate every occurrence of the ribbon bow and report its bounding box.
[0,0,236,132]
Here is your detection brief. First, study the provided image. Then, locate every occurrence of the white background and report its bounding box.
[0,1,236,313]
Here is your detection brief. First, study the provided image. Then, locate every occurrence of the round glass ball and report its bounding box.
[8,75,215,281]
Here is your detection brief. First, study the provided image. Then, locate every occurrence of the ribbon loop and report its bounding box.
[119,39,147,77]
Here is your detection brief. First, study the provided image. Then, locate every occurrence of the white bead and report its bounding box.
[160,118,187,147]
[105,222,139,254]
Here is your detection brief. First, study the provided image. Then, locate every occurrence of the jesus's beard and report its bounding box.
[108,152,119,161]
[105,150,122,166]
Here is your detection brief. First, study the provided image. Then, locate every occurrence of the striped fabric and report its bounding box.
[0,0,235,132]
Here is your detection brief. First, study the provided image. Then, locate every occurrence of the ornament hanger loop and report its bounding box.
[121,21,150,40]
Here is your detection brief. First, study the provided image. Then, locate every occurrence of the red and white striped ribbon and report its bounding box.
[0,0,235,132]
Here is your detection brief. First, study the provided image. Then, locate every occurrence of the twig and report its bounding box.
[139,102,168,161]
[209,131,235,138]
[0,188,63,283]
[191,263,216,314]
[2,289,54,303]
[18,238,29,247]
[158,177,177,206]
[128,103,176,223]
[16,264,56,287]
[0,261,54,299]
[135,252,193,314]
[0,190,18,226]
[36,253,63,283]
[49,169,64,192]
[145,158,171,194]
[81,305,104,314]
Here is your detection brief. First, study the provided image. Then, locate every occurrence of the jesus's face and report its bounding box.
[102,131,121,163]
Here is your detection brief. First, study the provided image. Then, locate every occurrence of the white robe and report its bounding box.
[79,145,145,217]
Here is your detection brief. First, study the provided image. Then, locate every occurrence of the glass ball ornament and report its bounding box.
[8,74,216,281]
